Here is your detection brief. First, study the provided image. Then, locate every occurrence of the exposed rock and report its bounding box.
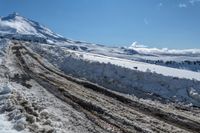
[26,114,36,124]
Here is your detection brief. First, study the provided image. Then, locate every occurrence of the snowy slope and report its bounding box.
[56,41,200,72]
[0,12,65,41]
[72,50,200,81]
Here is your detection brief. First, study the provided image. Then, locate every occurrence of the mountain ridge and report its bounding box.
[0,12,66,42]
[0,12,200,56]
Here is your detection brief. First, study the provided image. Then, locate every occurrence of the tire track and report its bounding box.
[10,41,200,133]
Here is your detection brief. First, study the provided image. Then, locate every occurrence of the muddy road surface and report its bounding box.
[7,41,200,133]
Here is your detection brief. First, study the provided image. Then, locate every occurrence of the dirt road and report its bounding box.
[8,41,200,133]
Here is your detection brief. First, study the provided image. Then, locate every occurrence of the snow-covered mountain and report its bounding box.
[0,12,66,42]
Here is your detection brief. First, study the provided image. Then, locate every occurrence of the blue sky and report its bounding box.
[0,0,200,48]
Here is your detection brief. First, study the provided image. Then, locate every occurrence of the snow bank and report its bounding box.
[188,88,200,102]
[56,41,200,72]
[79,52,200,81]
[29,43,200,107]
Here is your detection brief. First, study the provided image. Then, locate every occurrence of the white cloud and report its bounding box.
[129,42,147,49]
[158,2,163,7]
[129,44,200,55]
[178,3,187,8]
[189,0,200,5]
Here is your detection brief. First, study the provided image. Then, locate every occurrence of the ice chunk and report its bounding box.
[188,87,200,102]
[0,84,11,95]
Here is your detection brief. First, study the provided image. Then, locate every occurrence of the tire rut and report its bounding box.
[10,41,200,133]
